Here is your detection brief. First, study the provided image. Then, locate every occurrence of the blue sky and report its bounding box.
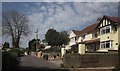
[2,2,118,47]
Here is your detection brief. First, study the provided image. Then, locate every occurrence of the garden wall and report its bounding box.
[63,53,118,68]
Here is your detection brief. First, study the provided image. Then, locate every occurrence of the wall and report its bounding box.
[83,33,92,41]
[69,31,76,38]
[98,18,119,51]
[98,27,118,51]
[118,25,120,47]
[69,31,76,46]
[78,44,85,54]
[63,53,118,68]
[112,25,119,50]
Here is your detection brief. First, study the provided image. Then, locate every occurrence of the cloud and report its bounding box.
[2,0,120,2]
[21,2,118,47]
[27,2,118,38]
[23,3,29,8]
[0,3,2,44]
[2,2,118,47]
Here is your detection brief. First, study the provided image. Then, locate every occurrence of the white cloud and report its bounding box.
[2,0,120,2]
[2,2,118,48]
[0,3,2,44]
[28,2,118,36]
[23,3,29,8]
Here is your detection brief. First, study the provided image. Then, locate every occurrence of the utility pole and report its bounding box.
[35,28,38,56]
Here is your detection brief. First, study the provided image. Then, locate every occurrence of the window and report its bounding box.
[92,33,97,38]
[71,37,75,42]
[81,35,85,39]
[101,29,106,34]
[101,42,105,48]
[106,41,110,48]
[100,26,111,35]
[100,41,111,49]
[106,27,110,33]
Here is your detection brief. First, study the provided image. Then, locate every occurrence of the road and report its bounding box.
[0,50,2,71]
[18,55,59,69]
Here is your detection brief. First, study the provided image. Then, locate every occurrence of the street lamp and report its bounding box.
[35,29,38,56]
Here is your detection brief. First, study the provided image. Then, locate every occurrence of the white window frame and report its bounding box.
[100,25,111,35]
[100,41,112,49]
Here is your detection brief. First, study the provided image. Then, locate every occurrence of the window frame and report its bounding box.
[100,41,112,49]
[100,25,111,35]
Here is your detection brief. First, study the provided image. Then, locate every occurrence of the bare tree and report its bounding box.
[2,11,30,48]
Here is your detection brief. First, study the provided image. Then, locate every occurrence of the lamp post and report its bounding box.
[35,29,38,56]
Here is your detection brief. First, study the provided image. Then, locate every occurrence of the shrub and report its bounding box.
[2,51,19,69]
[10,48,20,56]
[60,63,64,68]
[57,54,59,56]
[112,66,120,71]
[43,54,48,60]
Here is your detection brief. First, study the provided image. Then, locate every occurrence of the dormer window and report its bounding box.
[100,25,111,35]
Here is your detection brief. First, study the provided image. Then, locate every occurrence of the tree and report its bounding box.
[60,31,70,45]
[2,11,30,48]
[45,29,70,46]
[28,38,40,51]
[45,29,60,46]
[3,42,10,49]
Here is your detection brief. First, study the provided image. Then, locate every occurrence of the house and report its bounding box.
[68,15,120,54]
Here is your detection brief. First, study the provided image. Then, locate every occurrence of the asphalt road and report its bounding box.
[0,50,2,71]
[18,55,59,69]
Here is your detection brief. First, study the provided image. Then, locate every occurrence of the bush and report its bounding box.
[112,66,120,71]
[60,63,64,68]
[2,51,19,69]
[10,48,21,56]
[43,54,48,60]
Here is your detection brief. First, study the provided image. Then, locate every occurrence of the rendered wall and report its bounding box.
[63,53,118,68]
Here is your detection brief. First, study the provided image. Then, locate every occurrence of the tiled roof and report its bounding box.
[72,23,98,35]
[80,23,98,34]
[72,30,82,36]
[105,16,120,24]
[72,16,120,36]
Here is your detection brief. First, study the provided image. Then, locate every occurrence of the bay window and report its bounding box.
[100,41,112,49]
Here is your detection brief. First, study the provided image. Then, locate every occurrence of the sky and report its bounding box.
[0,2,1,46]
[2,2,119,48]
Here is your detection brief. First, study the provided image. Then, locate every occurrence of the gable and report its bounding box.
[96,16,119,29]
[97,16,111,28]
[69,31,77,38]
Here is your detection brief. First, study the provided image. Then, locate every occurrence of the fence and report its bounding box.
[63,53,118,68]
